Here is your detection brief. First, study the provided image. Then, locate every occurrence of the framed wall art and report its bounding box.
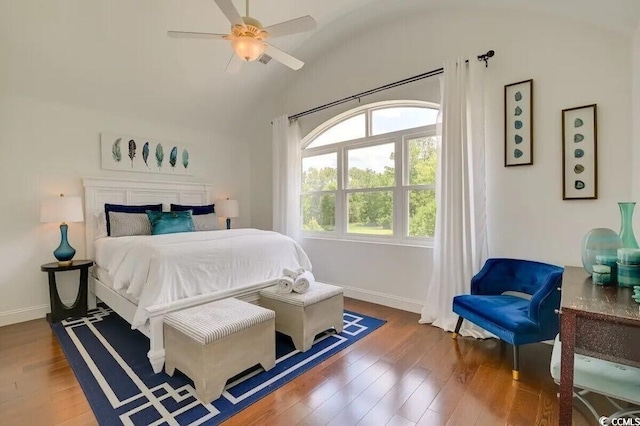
[504,79,533,166]
[562,104,597,200]
[100,133,194,176]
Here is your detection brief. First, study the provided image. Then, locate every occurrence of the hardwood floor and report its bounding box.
[0,298,598,425]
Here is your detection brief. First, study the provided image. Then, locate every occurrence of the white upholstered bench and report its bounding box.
[259,282,344,352]
[163,298,276,403]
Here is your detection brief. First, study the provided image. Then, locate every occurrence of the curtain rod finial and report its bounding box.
[478,50,495,67]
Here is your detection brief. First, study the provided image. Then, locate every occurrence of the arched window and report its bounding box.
[301,101,438,244]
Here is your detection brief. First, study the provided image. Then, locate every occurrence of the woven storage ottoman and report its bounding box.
[259,282,344,352]
[163,298,275,403]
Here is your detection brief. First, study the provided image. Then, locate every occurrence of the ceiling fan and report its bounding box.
[168,0,316,73]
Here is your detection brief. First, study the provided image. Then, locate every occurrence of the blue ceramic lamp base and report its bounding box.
[54,223,76,266]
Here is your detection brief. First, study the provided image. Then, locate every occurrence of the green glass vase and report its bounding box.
[618,202,639,249]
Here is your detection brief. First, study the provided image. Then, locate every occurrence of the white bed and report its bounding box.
[83,178,311,373]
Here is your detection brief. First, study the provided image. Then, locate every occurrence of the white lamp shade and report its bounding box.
[40,195,84,223]
[217,199,239,218]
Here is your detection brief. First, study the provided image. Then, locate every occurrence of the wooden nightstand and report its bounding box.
[41,260,94,323]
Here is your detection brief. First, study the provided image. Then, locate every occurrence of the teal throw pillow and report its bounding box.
[146,210,195,235]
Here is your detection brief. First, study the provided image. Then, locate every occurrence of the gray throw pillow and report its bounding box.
[193,213,219,231]
[108,212,152,237]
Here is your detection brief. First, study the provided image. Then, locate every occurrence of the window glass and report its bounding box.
[407,136,437,185]
[301,194,335,232]
[409,189,436,237]
[347,191,393,236]
[347,143,395,189]
[306,114,365,148]
[371,107,438,136]
[302,153,337,192]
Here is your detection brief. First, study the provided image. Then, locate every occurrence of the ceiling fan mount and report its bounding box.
[236,15,263,31]
[168,0,317,73]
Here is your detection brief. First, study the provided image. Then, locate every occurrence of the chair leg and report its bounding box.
[452,316,464,339]
[512,344,520,380]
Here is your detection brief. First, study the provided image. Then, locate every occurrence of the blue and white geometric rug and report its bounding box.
[52,305,385,425]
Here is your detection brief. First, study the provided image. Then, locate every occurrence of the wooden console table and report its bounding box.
[559,266,640,425]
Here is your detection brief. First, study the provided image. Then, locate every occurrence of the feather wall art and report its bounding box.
[112,138,122,162]
[142,142,150,168]
[155,143,164,170]
[169,147,178,169]
[100,133,195,175]
[182,149,189,170]
[128,140,136,168]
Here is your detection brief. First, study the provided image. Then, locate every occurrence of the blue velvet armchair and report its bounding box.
[452,258,564,380]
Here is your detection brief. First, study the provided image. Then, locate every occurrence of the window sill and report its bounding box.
[300,235,433,249]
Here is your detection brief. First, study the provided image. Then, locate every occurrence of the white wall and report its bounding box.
[250,6,633,312]
[633,24,640,201]
[0,94,251,326]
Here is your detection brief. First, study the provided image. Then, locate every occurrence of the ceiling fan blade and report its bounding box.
[264,15,317,38]
[225,53,244,73]
[264,44,304,70]
[214,0,245,28]
[167,31,227,40]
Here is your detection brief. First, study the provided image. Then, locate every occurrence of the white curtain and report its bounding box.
[419,58,489,338]
[272,115,302,240]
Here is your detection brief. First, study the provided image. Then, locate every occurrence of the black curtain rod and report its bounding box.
[286,50,495,122]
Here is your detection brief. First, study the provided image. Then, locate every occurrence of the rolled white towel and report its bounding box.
[293,270,314,294]
[276,276,294,294]
[283,267,305,279]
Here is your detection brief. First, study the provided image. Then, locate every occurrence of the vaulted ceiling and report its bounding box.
[2,0,640,137]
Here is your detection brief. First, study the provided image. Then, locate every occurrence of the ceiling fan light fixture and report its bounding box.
[231,36,265,62]
[168,0,315,71]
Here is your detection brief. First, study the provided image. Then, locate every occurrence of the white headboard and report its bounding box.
[83,178,214,259]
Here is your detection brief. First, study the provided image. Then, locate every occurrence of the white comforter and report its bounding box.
[95,229,312,328]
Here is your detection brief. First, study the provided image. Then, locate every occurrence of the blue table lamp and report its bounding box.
[217,198,239,230]
[40,194,84,266]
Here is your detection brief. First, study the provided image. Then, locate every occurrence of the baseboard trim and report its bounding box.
[0,304,50,327]
[326,281,424,314]
[0,299,76,327]
[0,285,425,327]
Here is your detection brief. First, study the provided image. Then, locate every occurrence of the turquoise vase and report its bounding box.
[53,223,76,263]
[618,202,639,249]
